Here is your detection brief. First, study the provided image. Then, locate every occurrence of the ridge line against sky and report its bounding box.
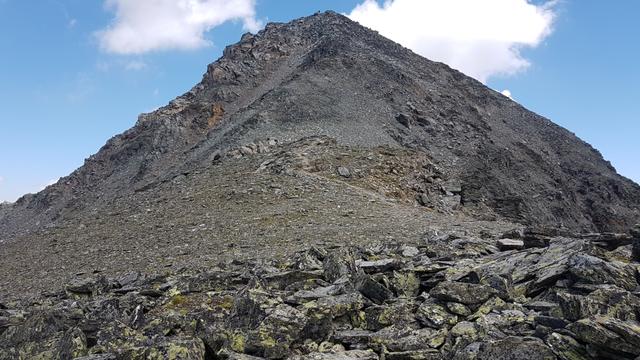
[0,0,639,202]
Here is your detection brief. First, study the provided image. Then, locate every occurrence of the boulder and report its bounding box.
[568,254,638,290]
[476,336,556,360]
[567,317,640,358]
[355,275,394,304]
[430,281,496,305]
[416,301,458,329]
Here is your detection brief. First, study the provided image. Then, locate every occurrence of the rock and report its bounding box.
[450,321,483,341]
[66,276,110,295]
[446,302,472,317]
[581,232,633,250]
[524,301,561,315]
[364,300,417,330]
[288,285,344,304]
[632,224,640,262]
[544,332,589,360]
[399,245,420,258]
[332,329,374,347]
[263,270,323,289]
[557,286,640,321]
[442,180,462,195]
[390,271,420,298]
[323,249,356,283]
[568,253,638,290]
[534,316,568,329]
[430,281,496,305]
[355,275,394,304]
[337,166,351,178]
[496,239,524,251]
[522,228,553,248]
[385,349,442,360]
[217,349,266,360]
[379,327,448,352]
[292,350,379,360]
[246,303,308,358]
[396,113,412,128]
[476,336,556,360]
[417,193,433,207]
[73,355,118,360]
[567,317,640,358]
[356,258,402,274]
[416,301,458,329]
[311,292,366,318]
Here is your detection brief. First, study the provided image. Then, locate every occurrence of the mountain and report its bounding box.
[1,11,640,360]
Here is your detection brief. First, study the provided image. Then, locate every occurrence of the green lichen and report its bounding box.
[229,332,246,353]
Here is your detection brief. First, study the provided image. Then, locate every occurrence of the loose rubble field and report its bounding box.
[2,226,639,359]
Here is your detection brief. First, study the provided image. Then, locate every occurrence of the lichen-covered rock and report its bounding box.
[292,350,379,360]
[567,317,640,358]
[323,249,357,283]
[545,332,589,360]
[430,281,496,305]
[476,336,556,360]
[416,301,458,329]
[568,253,638,290]
[557,286,640,321]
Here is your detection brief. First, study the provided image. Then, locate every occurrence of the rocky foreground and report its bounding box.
[2,226,640,360]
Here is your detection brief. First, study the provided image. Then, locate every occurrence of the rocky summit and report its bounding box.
[1,11,640,360]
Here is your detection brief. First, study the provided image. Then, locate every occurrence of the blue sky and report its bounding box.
[0,0,638,202]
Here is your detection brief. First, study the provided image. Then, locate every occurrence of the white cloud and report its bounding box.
[501,89,513,99]
[0,176,4,185]
[97,0,263,54]
[347,0,555,83]
[68,18,77,28]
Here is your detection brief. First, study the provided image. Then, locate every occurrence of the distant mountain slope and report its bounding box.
[1,10,638,244]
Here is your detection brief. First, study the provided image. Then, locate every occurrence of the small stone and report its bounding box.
[337,166,351,178]
[399,245,420,258]
[396,113,412,128]
[496,239,524,251]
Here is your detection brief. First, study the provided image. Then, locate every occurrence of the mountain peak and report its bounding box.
[1,9,639,248]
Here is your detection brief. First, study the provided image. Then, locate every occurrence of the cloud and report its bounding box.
[0,176,4,185]
[501,89,513,99]
[97,0,263,54]
[347,0,556,83]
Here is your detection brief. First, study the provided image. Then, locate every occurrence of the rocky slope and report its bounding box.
[2,225,640,359]
[1,11,638,242]
[1,10,640,360]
